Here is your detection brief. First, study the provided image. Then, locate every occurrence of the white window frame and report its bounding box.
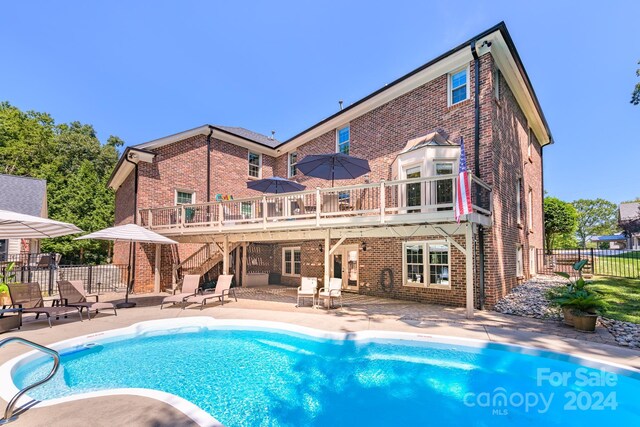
[516,177,522,225]
[494,67,500,100]
[448,65,470,106]
[516,245,524,278]
[175,189,195,205]
[288,151,297,178]
[282,247,301,277]
[248,151,262,178]
[336,125,350,154]
[402,240,451,290]
[527,127,533,160]
[527,187,533,231]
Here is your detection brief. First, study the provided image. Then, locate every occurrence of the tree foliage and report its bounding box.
[0,102,123,263]
[632,60,640,105]
[572,198,619,248]
[544,197,577,251]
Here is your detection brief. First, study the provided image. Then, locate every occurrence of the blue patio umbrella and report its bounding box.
[246,176,306,194]
[295,153,371,186]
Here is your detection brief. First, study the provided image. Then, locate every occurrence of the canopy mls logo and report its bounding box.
[463,367,619,415]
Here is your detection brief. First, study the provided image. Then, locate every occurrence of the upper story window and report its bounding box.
[527,128,533,160]
[0,239,8,262]
[176,190,195,205]
[494,68,501,100]
[337,125,350,155]
[248,151,261,178]
[449,67,468,106]
[288,152,297,177]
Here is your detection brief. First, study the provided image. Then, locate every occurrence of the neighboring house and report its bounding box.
[588,234,627,250]
[0,174,48,260]
[109,22,551,312]
[619,202,640,250]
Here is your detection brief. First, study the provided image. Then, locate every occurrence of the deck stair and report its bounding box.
[172,242,240,286]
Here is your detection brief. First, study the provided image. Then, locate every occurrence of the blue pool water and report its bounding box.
[12,326,640,426]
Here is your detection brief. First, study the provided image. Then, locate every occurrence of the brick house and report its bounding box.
[108,22,552,314]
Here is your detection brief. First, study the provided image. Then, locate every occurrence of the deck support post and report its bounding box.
[241,242,247,287]
[465,222,474,319]
[154,244,161,293]
[323,229,331,287]
[222,234,230,275]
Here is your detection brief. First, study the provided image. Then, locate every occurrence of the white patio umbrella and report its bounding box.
[75,223,178,308]
[0,209,82,239]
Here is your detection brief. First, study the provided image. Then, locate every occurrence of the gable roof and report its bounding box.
[110,21,553,189]
[620,202,640,221]
[0,174,47,217]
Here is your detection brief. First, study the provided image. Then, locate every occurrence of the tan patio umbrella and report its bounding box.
[75,224,177,308]
[0,209,82,239]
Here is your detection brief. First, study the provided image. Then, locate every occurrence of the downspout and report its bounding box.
[206,126,213,203]
[471,39,486,310]
[120,152,139,308]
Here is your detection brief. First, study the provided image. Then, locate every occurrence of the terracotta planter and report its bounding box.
[573,313,598,332]
[562,306,575,326]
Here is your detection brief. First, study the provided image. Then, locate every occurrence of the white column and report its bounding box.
[323,229,331,288]
[465,223,474,319]
[154,244,161,293]
[222,235,229,275]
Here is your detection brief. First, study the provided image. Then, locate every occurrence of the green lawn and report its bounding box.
[588,276,640,323]
[593,251,640,278]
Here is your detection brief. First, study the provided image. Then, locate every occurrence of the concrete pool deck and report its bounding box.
[1,286,639,426]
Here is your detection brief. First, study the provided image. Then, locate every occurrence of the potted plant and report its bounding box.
[548,272,605,332]
[0,262,16,307]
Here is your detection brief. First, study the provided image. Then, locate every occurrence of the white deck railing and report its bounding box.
[139,174,492,234]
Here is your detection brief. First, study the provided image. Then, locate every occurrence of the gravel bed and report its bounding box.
[494,275,640,349]
[493,275,564,320]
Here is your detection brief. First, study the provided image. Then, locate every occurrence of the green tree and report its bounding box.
[0,101,123,263]
[544,197,577,251]
[572,199,619,248]
[632,60,640,105]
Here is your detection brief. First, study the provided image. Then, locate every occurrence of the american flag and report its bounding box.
[455,137,473,222]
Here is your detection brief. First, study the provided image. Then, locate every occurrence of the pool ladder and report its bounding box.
[0,337,60,424]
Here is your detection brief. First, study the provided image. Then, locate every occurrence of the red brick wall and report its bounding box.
[115,51,547,305]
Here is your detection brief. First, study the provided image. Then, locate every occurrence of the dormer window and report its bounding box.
[448,67,469,106]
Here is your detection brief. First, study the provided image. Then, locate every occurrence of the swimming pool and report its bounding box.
[3,318,640,426]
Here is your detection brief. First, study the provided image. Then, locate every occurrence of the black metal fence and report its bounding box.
[537,249,640,279]
[1,253,128,295]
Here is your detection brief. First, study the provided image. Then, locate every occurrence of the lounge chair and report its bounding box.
[185,275,236,310]
[160,274,201,309]
[296,277,317,307]
[319,278,343,309]
[7,282,82,328]
[57,280,117,319]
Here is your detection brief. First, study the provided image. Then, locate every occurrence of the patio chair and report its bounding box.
[185,275,236,310]
[57,280,117,319]
[160,274,201,309]
[7,282,83,328]
[296,277,317,307]
[319,278,343,309]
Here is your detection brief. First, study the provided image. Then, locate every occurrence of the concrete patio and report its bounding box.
[1,286,639,426]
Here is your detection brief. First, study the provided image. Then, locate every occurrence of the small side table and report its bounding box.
[0,308,23,333]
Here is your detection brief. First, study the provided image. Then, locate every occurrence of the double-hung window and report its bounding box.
[527,188,533,231]
[282,247,301,276]
[337,125,350,154]
[516,245,524,278]
[435,162,454,211]
[516,178,522,226]
[449,67,468,105]
[248,152,261,178]
[403,241,450,288]
[176,190,195,205]
[288,152,297,178]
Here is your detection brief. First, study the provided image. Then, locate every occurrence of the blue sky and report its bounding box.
[1,1,639,203]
